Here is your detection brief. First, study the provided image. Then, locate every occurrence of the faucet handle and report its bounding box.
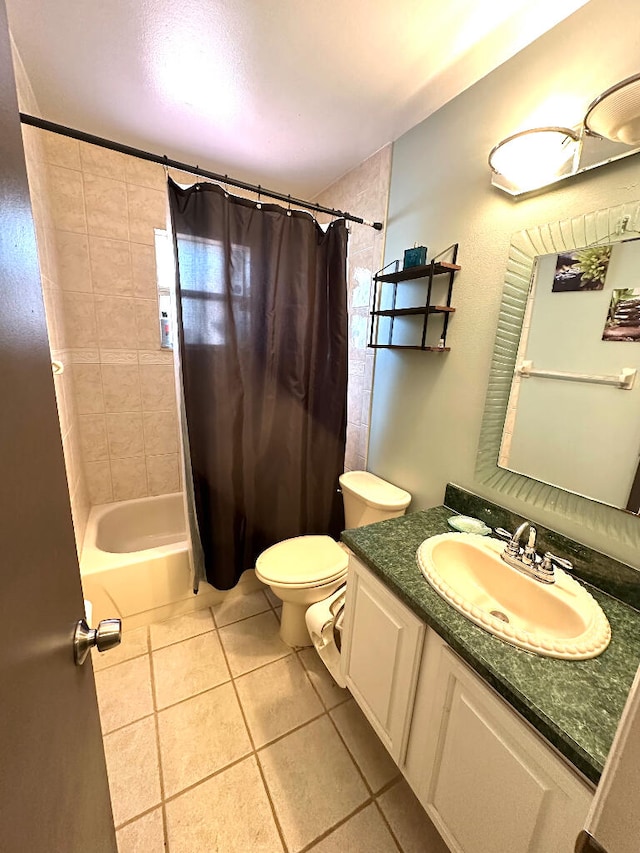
[493,528,513,541]
[542,552,574,573]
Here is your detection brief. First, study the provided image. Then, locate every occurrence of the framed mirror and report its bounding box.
[499,238,640,512]
[477,200,640,549]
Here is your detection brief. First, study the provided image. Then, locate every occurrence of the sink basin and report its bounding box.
[417,533,611,659]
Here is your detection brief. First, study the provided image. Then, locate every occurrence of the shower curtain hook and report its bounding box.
[287,194,292,217]
[223,174,229,198]
[256,185,262,209]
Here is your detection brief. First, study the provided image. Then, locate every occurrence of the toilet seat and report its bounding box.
[256,535,348,588]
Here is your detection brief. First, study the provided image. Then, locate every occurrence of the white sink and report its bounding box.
[417,533,611,659]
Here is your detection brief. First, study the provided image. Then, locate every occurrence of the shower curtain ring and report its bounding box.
[223,174,229,198]
[287,194,292,217]
[257,185,262,209]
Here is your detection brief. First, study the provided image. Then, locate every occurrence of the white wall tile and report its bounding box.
[85,460,113,504]
[146,453,179,496]
[111,456,148,500]
[84,173,129,240]
[89,236,132,296]
[56,231,92,292]
[95,295,137,349]
[47,165,86,233]
[127,184,167,245]
[80,142,127,181]
[106,412,145,459]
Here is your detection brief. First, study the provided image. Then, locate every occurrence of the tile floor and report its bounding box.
[94,586,449,852]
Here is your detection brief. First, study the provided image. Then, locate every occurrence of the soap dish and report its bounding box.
[447,515,491,535]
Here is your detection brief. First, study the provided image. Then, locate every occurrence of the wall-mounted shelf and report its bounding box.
[369,245,460,350]
[369,344,451,351]
[373,261,460,284]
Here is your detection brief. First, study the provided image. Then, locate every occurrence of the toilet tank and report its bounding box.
[339,471,411,529]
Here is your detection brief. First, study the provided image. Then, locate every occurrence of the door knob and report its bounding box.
[74,618,122,666]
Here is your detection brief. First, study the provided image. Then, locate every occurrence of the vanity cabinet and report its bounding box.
[342,556,593,853]
[340,555,425,763]
[406,633,592,853]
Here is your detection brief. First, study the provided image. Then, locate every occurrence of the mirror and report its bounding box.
[499,238,640,512]
[476,200,640,554]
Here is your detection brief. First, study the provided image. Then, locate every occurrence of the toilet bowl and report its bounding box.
[256,535,348,646]
[256,471,411,649]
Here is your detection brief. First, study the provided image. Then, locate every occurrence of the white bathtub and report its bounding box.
[80,493,220,628]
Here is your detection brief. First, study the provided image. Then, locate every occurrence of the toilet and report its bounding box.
[256,471,411,647]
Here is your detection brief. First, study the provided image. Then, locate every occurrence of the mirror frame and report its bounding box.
[476,200,640,550]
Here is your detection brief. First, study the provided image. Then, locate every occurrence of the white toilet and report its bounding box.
[256,471,411,647]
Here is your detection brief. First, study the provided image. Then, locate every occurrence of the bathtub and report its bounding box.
[80,493,220,628]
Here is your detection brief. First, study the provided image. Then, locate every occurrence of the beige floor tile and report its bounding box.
[92,625,148,672]
[116,808,165,853]
[95,655,154,734]
[298,647,350,710]
[219,610,290,677]
[235,654,323,747]
[212,588,270,627]
[331,699,400,793]
[152,630,229,709]
[158,682,252,797]
[149,608,215,650]
[165,756,283,853]
[378,779,450,853]
[258,715,368,852]
[306,803,399,853]
[104,716,161,826]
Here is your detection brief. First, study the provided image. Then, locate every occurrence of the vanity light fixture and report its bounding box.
[488,126,580,192]
[584,72,640,145]
[490,73,640,196]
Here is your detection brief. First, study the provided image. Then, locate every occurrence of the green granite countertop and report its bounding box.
[341,507,640,785]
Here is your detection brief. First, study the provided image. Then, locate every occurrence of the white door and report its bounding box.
[0,3,117,850]
[576,663,640,853]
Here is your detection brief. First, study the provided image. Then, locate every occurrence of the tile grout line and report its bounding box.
[103,603,389,851]
[295,797,376,853]
[371,796,404,853]
[293,647,352,713]
[324,703,377,800]
[213,606,289,853]
[146,624,170,852]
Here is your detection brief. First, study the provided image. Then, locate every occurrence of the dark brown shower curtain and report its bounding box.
[168,179,348,590]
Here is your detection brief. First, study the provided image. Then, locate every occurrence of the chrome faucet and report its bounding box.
[494,522,573,584]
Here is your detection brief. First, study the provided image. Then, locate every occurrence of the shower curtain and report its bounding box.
[168,179,348,590]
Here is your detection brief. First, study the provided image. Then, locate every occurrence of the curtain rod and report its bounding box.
[19,113,384,231]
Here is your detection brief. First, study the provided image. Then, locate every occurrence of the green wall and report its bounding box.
[368,0,640,567]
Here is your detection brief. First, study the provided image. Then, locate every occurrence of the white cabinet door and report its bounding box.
[341,556,425,762]
[419,642,592,853]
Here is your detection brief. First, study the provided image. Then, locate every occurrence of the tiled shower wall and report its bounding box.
[22,126,181,527]
[313,145,392,471]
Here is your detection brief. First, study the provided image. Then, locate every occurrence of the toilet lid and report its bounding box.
[256,535,348,586]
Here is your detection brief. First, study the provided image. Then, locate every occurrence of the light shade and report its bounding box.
[584,73,640,145]
[488,126,580,192]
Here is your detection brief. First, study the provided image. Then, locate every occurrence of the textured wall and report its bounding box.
[368,0,640,567]
[314,145,392,471]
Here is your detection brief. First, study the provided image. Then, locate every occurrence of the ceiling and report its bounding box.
[7,0,589,198]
